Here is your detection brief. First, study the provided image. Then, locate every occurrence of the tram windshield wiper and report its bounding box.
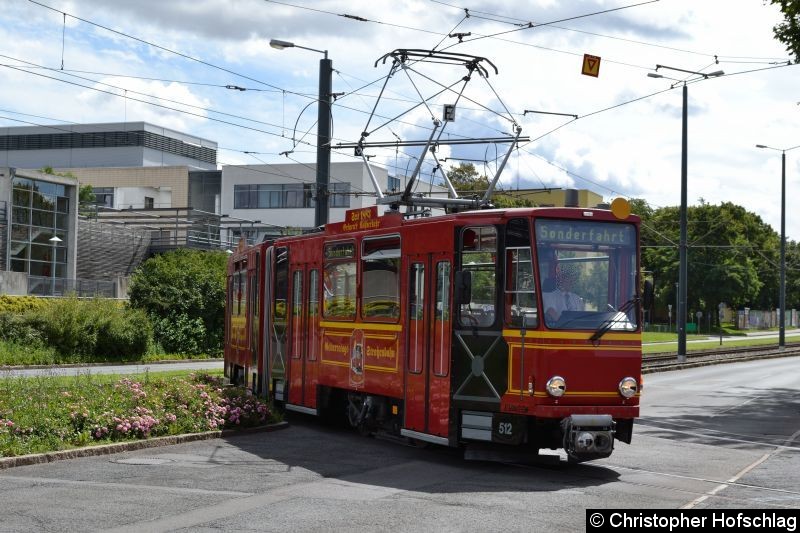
[590,297,639,343]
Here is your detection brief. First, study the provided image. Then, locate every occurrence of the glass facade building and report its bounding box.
[9,176,70,277]
[2,169,77,290]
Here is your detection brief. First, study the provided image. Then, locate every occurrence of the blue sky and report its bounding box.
[1,0,799,239]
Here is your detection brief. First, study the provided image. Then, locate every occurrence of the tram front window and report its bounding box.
[535,219,638,331]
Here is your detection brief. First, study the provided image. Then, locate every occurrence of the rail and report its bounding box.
[642,344,800,373]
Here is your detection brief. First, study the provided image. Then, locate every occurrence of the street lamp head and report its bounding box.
[647,73,664,79]
[706,70,724,77]
[756,144,769,149]
[269,39,294,50]
[269,38,327,58]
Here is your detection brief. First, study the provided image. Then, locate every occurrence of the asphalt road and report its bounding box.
[0,356,798,532]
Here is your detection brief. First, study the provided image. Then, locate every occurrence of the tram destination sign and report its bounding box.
[536,220,633,246]
[342,206,380,232]
[324,242,355,260]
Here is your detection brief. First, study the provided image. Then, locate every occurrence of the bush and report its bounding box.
[38,297,97,356]
[129,249,227,354]
[153,313,205,355]
[94,306,152,359]
[0,312,48,348]
[0,295,48,314]
[37,297,151,359]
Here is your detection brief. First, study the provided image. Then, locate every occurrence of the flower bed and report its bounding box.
[0,372,275,457]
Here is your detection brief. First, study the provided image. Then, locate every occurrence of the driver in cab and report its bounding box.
[543,262,584,323]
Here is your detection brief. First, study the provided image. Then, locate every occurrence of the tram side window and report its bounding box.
[361,235,400,321]
[292,271,303,320]
[433,261,451,377]
[274,248,288,322]
[408,263,424,374]
[458,226,497,327]
[308,269,319,361]
[323,241,356,320]
[227,276,234,322]
[233,266,241,317]
[505,247,537,328]
[235,262,247,318]
[253,254,259,319]
[291,270,303,360]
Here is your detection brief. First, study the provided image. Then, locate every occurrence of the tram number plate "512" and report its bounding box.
[492,415,524,445]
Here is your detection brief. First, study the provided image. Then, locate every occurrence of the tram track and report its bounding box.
[641,343,800,373]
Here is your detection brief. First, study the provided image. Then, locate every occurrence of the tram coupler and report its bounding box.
[561,414,615,462]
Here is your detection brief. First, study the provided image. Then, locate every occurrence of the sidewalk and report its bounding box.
[740,327,800,337]
[643,328,800,346]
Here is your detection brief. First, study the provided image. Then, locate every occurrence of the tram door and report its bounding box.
[270,248,289,402]
[248,251,260,390]
[404,253,452,438]
[287,266,320,407]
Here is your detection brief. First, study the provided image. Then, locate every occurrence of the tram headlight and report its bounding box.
[618,377,638,398]
[546,376,566,398]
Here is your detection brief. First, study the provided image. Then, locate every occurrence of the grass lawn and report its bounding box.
[643,334,800,354]
[643,332,711,343]
[0,370,276,458]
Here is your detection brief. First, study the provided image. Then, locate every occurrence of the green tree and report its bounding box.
[786,239,800,308]
[445,162,532,207]
[628,198,654,221]
[447,162,489,194]
[769,0,800,62]
[641,201,779,323]
[79,184,96,204]
[41,166,96,216]
[78,184,97,217]
[128,249,228,354]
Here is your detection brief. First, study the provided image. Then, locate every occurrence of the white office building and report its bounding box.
[0,121,217,171]
[221,162,448,242]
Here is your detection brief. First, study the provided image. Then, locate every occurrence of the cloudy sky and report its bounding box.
[1,0,798,239]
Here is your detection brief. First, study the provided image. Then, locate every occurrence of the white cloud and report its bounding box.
[1,0,799,240]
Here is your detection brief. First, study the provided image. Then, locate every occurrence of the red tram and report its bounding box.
[224,201,645,462]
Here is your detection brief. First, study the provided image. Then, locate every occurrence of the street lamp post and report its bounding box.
[648,66,724,362]
[756,143,800,350]
[270,38,332,227]
[48,235,62,296]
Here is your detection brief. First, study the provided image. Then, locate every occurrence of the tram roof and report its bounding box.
[299,205,637,241]
[227,205,640,260]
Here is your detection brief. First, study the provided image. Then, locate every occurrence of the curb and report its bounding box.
[0,421,288,470]
[0,359,224,371]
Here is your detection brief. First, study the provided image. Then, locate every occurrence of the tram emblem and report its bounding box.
[349,329,365,389]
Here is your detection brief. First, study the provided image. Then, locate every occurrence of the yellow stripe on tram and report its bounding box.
[320,321,403,332]
[502,330,642,343]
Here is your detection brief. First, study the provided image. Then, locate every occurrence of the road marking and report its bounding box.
[710,396,760,418]
[593,463,800,499]
[680,429,800,509]
[636,421,800,451]
[681,453,772,509]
